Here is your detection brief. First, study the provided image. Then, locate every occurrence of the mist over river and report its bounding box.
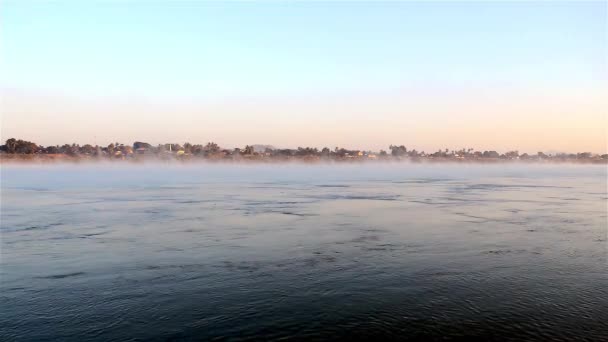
[1,164,607,341]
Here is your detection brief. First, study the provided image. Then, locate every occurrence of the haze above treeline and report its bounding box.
[1,138,606,164]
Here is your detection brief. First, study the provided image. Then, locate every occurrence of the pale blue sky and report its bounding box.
[1,1,606,152]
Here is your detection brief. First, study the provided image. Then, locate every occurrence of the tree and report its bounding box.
[191,144,204,155]
[45,145,60,154]
[296,147,318,156]
[5,138,17,153]
[60,144,77,155]
[205,142,220,153]
[3,138,38,154]
[17,139,38,154]
[390,145,407,157]
[183,142,192,154]
[335,148,349,157]
[133,141,152,150]
[577,152,592,159]
[80,144,96,155]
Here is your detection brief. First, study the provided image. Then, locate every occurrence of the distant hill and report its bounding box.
[252,144,275,153]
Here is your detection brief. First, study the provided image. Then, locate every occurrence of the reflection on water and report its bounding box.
[1,164,607,341]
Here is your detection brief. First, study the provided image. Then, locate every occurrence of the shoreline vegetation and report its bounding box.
[1,138,606,164]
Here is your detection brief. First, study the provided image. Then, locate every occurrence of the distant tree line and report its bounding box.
[1,138,606,162]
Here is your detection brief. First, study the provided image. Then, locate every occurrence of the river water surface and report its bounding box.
[1,164,607,341]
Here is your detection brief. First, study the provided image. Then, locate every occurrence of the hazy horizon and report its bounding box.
[2,1,606,153]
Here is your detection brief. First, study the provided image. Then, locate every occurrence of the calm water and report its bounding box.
[1,163,607,341]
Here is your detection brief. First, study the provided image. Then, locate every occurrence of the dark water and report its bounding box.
[1,164,607,341]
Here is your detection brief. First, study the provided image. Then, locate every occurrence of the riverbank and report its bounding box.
[2,153,606,165]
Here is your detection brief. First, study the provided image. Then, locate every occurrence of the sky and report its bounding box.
[1,1,606,153]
